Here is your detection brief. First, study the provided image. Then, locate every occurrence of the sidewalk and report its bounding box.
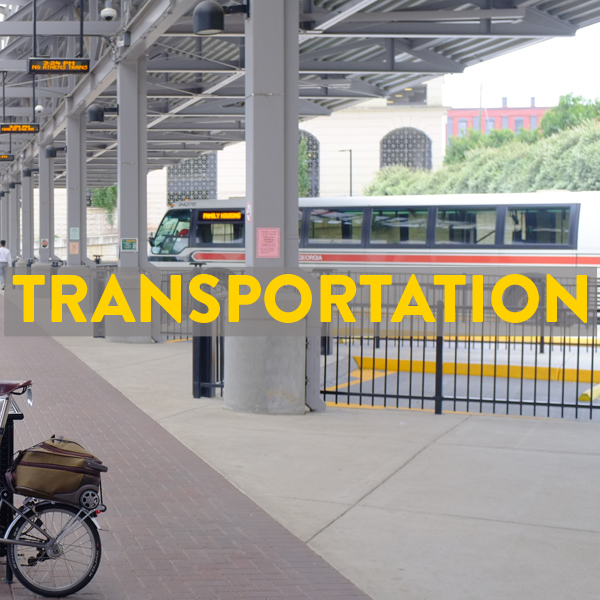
[56,336,600,600]
[0,300,370,600]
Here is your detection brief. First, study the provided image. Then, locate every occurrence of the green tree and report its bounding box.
[539,93,600,137]
[445,128,532,165]
[366,120,600,196]
[444,130,485,165]
[91,184,118,226]
[298,137,310,197]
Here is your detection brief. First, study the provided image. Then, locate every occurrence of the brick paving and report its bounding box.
[0,298,371,600]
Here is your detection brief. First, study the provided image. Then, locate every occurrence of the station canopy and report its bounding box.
[0,0,599,188]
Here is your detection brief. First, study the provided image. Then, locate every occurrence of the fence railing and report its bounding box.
[321,300,600,420]
[154,270,599,420]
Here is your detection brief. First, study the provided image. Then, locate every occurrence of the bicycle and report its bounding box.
[0,380,107,597]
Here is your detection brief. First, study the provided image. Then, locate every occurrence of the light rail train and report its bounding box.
[148,191,600,269]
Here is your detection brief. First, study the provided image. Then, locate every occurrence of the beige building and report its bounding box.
[218,77,447,199]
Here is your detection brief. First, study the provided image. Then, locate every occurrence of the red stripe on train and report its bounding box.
[299,254,582,265]
[192,251,600,265]
[192,252,246,261]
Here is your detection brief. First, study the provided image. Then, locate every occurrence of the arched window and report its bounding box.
[299,130,320,197]
[167,152,218,204]
[380,127,432,170]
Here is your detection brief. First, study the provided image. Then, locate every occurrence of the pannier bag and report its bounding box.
[5,435,107,506]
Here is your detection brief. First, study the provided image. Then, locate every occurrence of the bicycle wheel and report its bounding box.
[7,503,101,597]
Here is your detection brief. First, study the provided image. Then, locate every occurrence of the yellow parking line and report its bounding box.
[331,334,597,346]
[326,368,386,391]
[325,401,434,412]
[354,356,600,384]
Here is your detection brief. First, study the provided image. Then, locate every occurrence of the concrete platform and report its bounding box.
[55,336,600,600]
[0,311,369,600]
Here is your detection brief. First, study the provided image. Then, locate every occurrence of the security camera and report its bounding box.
[101,6,117,20]
[34,105,44,115]
[100,1,117,21]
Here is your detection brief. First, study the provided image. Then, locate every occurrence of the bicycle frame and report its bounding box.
[0,384,107,595]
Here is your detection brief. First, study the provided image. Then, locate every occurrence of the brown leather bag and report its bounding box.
[6,435,107,505]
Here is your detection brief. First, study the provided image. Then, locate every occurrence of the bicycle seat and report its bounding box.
[0,380,31,395]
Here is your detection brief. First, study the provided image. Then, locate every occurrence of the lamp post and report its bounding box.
[305,152,316,197]
[339,149,353,196]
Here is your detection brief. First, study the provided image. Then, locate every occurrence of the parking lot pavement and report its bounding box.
[0,298,371,600]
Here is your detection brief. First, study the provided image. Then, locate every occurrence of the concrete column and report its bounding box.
[224,0,307,415]
[66,112,89,266]
[245,0,299,268]
[117,54,148,268]
[8,182,19,260]
[0,186,8,245]
[38,145,55,263]
[109,53,154,342]
[20,167,34,261]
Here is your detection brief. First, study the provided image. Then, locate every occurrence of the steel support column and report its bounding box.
[224,0,313,414]
[8,183,19,260]
[0,186,8,246]
[110,53,155,342]
[38,146,55,263]
[117,54,148,268]
[244,0,299,268]
[20,167,33,262]
[66,112,89,266]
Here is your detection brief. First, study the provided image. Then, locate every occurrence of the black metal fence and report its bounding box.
[321,296,600,420]
[156,269,599,420]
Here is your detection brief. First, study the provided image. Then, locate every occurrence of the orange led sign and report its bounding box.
[0,124,39,133]
[28,58,90,74]
[201,211,243,220]
[0,154,14,161]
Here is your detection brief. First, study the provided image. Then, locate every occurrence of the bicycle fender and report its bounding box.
[3,501,83,539]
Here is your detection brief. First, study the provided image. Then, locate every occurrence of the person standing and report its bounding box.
[0,240,11,290]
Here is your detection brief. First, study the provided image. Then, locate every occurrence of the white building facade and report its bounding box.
[218,78,447,199]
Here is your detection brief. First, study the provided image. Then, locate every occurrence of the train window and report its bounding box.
[505,207,570,245]
[151,209,192,255]
[308,209,363,244]
[436,208,496,245]
[370,209,428,245]
[195,211,244,246]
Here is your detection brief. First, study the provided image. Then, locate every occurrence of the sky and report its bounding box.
[442,21,600,109]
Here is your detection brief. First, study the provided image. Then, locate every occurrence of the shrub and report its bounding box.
[365,121,600,196]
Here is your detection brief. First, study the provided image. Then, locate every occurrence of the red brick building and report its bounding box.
[446,98,549,143]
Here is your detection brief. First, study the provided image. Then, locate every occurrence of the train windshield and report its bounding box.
[151,209,192,255]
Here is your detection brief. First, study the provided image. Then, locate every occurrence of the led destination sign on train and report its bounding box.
[11,273,589,326]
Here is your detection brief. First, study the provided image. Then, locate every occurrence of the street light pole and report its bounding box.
[339,149,353,196]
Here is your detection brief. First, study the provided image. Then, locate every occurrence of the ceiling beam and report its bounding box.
[307,8,530,24]
[0,20,120,36]
[311,0,381,31]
